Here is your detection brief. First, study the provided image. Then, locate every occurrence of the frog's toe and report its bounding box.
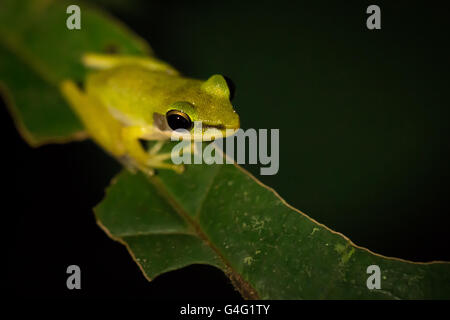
[173,164,185,174]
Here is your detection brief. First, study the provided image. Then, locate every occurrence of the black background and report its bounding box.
[4,0,450,299]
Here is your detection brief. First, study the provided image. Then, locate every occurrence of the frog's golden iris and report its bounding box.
[166,109,193,131]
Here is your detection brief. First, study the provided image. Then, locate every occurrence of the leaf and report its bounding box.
[95,164,450,299]
[0,0,150,146]
[2,0,450,299]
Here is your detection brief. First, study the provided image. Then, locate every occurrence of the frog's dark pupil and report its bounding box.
[166,112,192,130]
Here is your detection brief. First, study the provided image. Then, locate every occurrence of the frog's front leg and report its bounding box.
[121,126,184,175]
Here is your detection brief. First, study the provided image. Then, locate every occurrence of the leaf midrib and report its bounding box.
[113,229,196,237]
[148,171,260,299]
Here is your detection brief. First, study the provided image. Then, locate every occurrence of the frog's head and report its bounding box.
[155,75,240,141]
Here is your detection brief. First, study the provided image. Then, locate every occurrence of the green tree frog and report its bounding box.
[60,53,240,175]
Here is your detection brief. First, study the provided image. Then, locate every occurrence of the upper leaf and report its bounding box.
[0,0,150,145]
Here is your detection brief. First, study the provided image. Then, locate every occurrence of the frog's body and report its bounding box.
[60,53,240,175]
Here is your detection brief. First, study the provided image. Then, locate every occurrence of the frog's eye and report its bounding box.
[166,110,193,130]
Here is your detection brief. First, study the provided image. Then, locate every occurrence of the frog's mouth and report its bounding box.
[152,112,239,141]
[197,125,239,141]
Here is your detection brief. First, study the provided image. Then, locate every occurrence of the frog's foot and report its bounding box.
[121,127,184,175]
[144,141,185,174]
[146,154,185,174]
[145,140,200,174]
[118,155,156,176]
[119,155,183,176]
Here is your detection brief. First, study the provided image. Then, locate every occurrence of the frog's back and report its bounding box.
[85,65,196,125]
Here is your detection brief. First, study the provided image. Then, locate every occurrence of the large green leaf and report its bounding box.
[95,165,450,299]
[2,0,450,299]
